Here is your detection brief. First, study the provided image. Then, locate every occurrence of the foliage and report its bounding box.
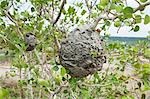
[0,0,150,98]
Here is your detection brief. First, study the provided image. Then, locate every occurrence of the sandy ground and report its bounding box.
[0,60,150,99]
[0,61,11,77]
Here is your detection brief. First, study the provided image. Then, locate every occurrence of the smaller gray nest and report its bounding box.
[59,26,106,77]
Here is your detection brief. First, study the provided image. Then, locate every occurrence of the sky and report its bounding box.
[67,0,150,37]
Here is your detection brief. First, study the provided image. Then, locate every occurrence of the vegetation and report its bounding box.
[0,0,150,98]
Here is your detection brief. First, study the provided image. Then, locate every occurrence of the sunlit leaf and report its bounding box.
[114,21,121,27]
[38,79,49,87]
[144,48,150,58]
[68,6,75,15]
[140,0,147,3]
[60,67,66,76]
[135,15,142,23]
[101,0,109,6]
[123,7,133,18]
[144,15,150,24]
[115,5,123,12]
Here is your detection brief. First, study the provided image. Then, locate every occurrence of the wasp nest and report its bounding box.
[59,26,106,77]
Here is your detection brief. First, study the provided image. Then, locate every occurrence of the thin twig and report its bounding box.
[51,82,68,98]
[85,0,90,12]
[135,0,141,5]
[53,0,66,26]
[92,0,98,7]
[117,26,122,33]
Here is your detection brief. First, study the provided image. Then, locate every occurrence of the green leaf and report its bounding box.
[76,17,79,23]
[134,25,140,32]
[81,10,86,15]
[101,0,109,6]
[105,20,111,26]
[53,65,59,71]
[60,67,66,76]
[123,7,134,13]
[140,0,147,3]
[144,15,150,24]
[115,5,123,12]
[114,21,121,27]
[144,48,150,58]
[100,0,109,5]
[123,7,133,18]
[31,7,35,12]
[0,88,9,99]
[68,6,75,15]
[135,15,142,23]
[38,79,49,87]
[0,1,8,8]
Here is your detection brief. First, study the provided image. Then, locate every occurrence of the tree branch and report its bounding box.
[91,1,150,29]
[3,10,24,39]
[52,0,66,26]
[134,1,150,12]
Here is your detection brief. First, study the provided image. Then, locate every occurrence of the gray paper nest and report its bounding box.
[59,25,106,77]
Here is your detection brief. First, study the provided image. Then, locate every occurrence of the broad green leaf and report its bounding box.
[81,10,86,15]
[140,0,147,3]
[123,7,134,13]
[144,15,150,24]
[0,1,8,8]
[0,89,3,99]
[38,79,49,87]
[135,15,142,23]
[96,4,104,10]
[55,76,62,85]
[123,7,133,18]
[114,21,121,27]
[115,5,123,12]
[134,25,140,32]
[144,48,150,58]
[0,88,9,99]
[68,6,75,15]
[101,0,109,6]
[60,67,66,76]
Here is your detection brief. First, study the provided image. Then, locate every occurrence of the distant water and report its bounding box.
[107,36,149,44]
